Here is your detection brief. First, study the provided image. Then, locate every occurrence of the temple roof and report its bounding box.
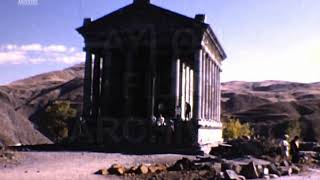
[77,0,226,60]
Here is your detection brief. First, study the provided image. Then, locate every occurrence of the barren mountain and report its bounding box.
[222,81,320,140]
[0,64,319,146]
[0,64,84,146]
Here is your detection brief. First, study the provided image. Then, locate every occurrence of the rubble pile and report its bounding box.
[0,147,19,165]
[95,163,169,176]
[95,140,320,179]
[0,150,15,161]
[95,157,220,179]
[210,138,279,158]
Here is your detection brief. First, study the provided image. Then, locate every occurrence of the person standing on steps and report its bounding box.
[280,134,290,160]
[185,102,191,121]
[290,136,300,163]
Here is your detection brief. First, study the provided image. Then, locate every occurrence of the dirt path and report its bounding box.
[276,168,320,180]
[1,152,320,180]
[0,152,193,180]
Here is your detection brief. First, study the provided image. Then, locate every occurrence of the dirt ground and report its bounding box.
[0,151,320,180]
[0,151,194,180]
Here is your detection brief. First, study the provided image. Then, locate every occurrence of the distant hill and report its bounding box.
[222,81,320,141]
[0,64,84,146]
[0,64,319,145]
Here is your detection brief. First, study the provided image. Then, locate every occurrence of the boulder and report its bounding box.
[212,162,222,174]
[280,160,290,167]
[256,164,264,176]
[148,164,167,173]
[232,164,242,174]
[240,161,259,179]
[291,165,300,174]
[222,161,233,171]
[267,163,281,176]
[169,157,194,171]
[108,164,126,175]
[269,174,280,178]
[95,168,108,175]
[299,142,318,151]
[278,166,292,176]
[263,167,269,176]
[136,164,149,174]
[225,169,239,180]
[127,166,139,174]
[238,175,246,180]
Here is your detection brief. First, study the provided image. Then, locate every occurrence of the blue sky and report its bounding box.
[0,0,319,84]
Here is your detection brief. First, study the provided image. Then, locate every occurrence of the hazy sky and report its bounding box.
[0,0,319,84]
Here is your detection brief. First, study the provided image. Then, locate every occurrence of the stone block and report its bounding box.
[108,164,126,175]
[95,168,109,175]
[240,161,259,179]
[225,169,239,180]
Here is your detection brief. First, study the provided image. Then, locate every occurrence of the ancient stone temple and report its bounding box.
[77,0,226,151]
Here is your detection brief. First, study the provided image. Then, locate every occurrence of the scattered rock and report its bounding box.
[148,164,167,173]
[169,157,194,171]
[212,162,222,174]
[291,165,300,174]
[95,168,109,175]
[278,166,292,176]
[136,164,149,174]
[262,175,270,179]
[240,161,259,179]
[108,164,126,175]
[238,175,246,180]
[232,164,242,174]
[280,160,290,167]
[267,164,281,176]
[222,161,233,171]
[263,167,269,176]
[269,174,279,178]
[225,169,239,180]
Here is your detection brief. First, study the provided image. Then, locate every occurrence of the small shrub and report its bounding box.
[43,101,77,142]
[222,118,253,140]
[285,120,301,139]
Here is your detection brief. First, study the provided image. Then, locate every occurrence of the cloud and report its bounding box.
[0,43,84,65]
[43,45,67,53]
[0,51,25,64]
[20,44,42,51]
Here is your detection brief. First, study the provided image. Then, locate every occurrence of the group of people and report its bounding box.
[280,134,300,163]
[151,102,193,145]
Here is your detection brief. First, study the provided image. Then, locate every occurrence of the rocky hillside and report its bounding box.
[222,81,320,141]
[0,64,84,146]
[0,63,319,145]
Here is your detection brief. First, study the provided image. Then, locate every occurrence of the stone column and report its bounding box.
[171,57,179,117]
[193,49,202,120]
[146,57,154,119]
[215,64,218,122]
[205,56,209,120]
[203,55,206,120]
[217,66,221,122]
[213,63,217,121]
[175,59,181,115]
[211,61,215,121]
[201,52,205,119]
[190,68,194,118]
[92,54,102,144]
[101,52,111,116]
[209,59,212,121]
[178,60,183,119]
[186,65,190,111]
[83,50,93,121]
[181,63,186,120]
[124,52,133,116]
